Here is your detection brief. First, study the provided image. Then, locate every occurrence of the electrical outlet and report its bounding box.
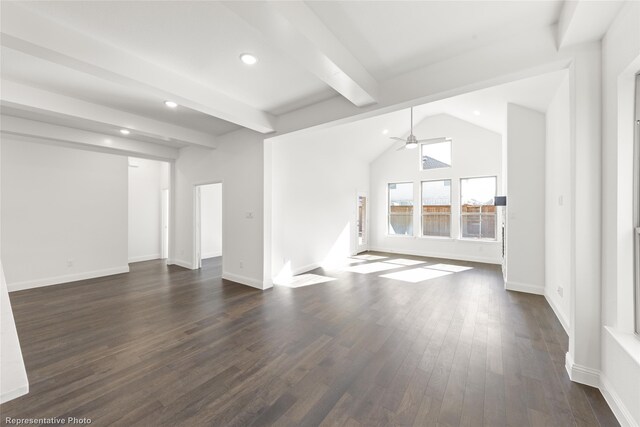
[67,259,74,268]
[557,286,563,297]
[239,261,244,269]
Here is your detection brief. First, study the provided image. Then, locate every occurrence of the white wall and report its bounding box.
[0,144,28,404]
[544,74,572,332]
[0,262,28,403]
[128,157,169,263]
[505,104,546,294]
[172,129,265,289]
[600,2,640,426]
[270,126,370,280]
[370,114,503,264]
[1,139,129,291]
[200,183,222,259]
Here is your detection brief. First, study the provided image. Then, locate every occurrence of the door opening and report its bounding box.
[194,183,223,271]
[357,194,368,253]
[161,188,169,259]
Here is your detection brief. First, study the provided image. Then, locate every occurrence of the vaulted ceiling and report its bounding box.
[0,1,623,160]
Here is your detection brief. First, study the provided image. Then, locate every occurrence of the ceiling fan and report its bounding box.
[391,107,451,151]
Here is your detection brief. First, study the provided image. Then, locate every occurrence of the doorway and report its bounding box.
[161,188,169,259]
[357,193,368,253]
[194,183,223,270]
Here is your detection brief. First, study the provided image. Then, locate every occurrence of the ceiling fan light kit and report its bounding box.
[391,107,449,151]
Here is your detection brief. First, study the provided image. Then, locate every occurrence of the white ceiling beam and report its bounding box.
[224,1,378,108]
[557,0,623,49]
[273,25,575,139]
[0,2,276,134]
[1,115,179,161]
[1,81,217,150]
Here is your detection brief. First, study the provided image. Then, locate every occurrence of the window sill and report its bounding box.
[418,235,453,240]
[386,234,415,238]
[604,326,640,367]
[457,238,499,243]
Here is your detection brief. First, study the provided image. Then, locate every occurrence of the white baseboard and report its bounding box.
[565,352,636,426]
[369,246,501,265]
[565,352,600,388]
[128,254,161,263]
[7,266,130,292]
[202,251,222,259]
[292,262,322,276]
[544,291,569,334]
[505,280,544,295]
[222,271,271,290]
[0,384,28,404]
[167,259,193,269]
[600,374,638,427]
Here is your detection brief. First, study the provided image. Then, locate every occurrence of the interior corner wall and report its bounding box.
[0,261,28,403]
[270,130,369,280]
[128,157,167,263]
[544,72,572,332]
[370,114,503,264]
[506,103,546,294]
[0,138,129,292]
[600,2,640,426]
[172,129,265,289]
[0,140,28,404]
[200,183,222,259]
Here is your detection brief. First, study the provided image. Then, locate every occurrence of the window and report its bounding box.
[421,140,451,170]
[634,73,640,335]
[388,182,414,235]
[460,176,497,239]
[422,180,451,237]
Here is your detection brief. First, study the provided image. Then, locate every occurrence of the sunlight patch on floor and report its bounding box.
[383,258,425,266]
[379,268,452,283]
[275,274,337,288]
[425,263,473,273]
[350,254,388,261]
[342,262,402,274]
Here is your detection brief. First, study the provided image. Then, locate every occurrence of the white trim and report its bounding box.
[600,374,638,427]
[128,254,161,263]
[565,352,600,388]
[0,384,28,404]
[544,291,570,334]
[505,280,544,295]
[292,262,322,276]
[222,271,271,290]
[167,259,193,269]
[369,246,501,265]
[201,251,222,260]
[605,326,640,367]
[7,266,130,292]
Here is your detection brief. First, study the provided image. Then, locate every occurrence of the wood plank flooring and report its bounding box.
[1,253,618,426]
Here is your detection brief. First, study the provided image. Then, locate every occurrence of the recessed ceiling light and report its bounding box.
[382,129,389,135]
[119,129,130,135]
[164,100,178,108]
[240,53,258,65]
[473,110,481,116]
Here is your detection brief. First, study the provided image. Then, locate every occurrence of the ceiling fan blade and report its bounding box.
[416,137,450,144]
[389,136,406,142]
[396,145,406,151]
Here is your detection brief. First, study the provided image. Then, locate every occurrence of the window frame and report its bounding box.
[634,73,640,336]
[387,181,415,237]
[419,140,452,171]
[421,179,452,238]
[459,175,498,241]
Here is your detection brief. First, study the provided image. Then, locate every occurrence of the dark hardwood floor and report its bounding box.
[1,253,618,426]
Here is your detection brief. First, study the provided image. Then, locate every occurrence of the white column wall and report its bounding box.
[505,104,546,294]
